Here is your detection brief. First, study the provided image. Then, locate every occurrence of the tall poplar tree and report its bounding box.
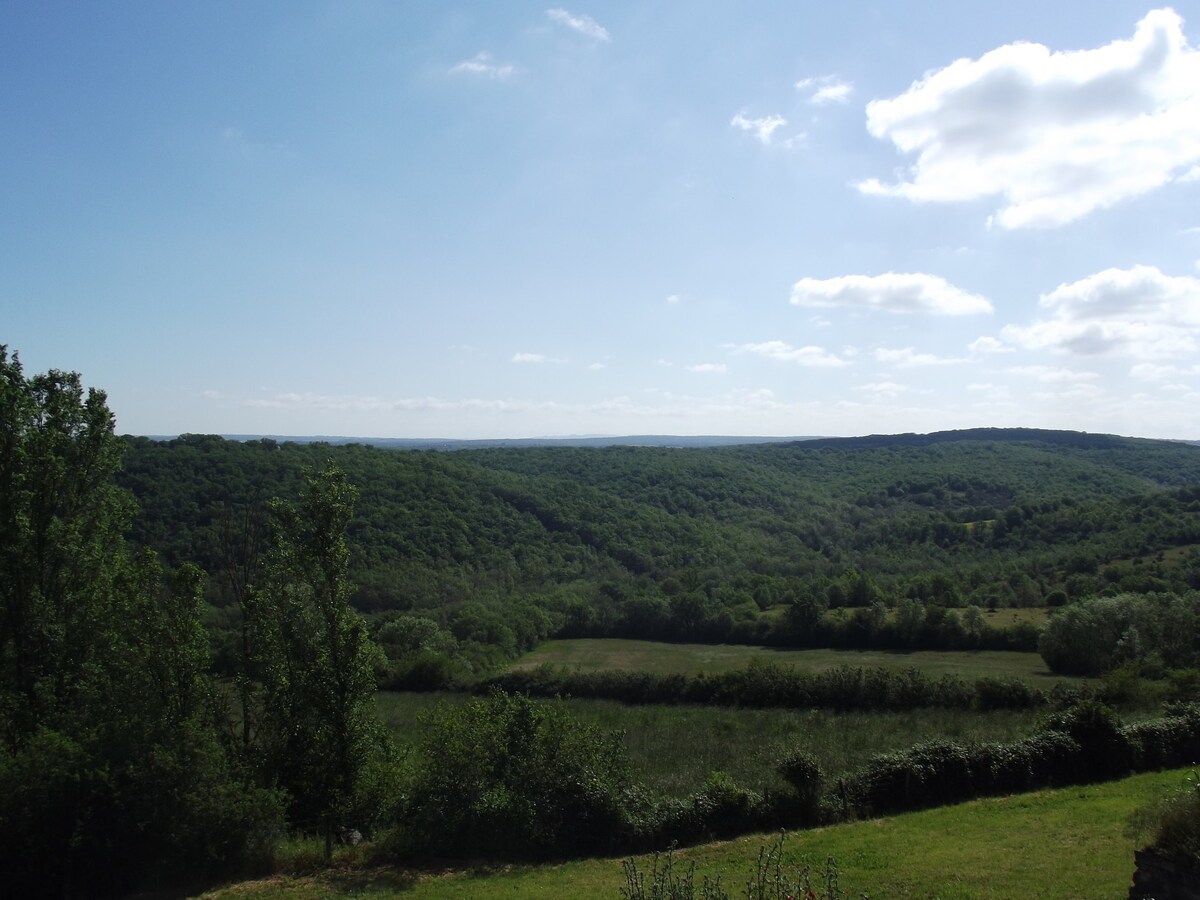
[252,463,383,859]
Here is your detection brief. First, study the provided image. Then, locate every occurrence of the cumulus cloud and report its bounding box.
[687,363,728,374]
[731,112,787,145]
[588,362,607,371]
[1002,265,1200,358]
[546,8,610,42]
[511,352,566,364]
[666,294,682,305]
[735,341,849,367]
[796,75,854,105]
[450,52,515,79]
[858,8,1200,228]
[790,273,992,315]
[874,347,966,367]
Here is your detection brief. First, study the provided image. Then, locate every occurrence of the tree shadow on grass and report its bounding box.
[322,868,421,894]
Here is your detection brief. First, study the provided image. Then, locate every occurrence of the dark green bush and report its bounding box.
[776,748,823,821]
[396,691,635,859]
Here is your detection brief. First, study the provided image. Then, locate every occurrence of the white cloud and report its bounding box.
[687,363,728,374]
[790,273,992,315]
[588,362,607,370]
[735,340,849,367]
[511,352,565,364]
[858,9,1200,228]
[546,8,610,42]
[857,381,925,400]
[1006,364,1100,383]
[1002,265,1200,358]
[874,347,965,367]
[796,75,854,105]
[1181,165,1200,183]
[731,112,787,145]
[1131,362,1200,381]
[969,336,1012,354]
[666,294,682,305]
[450,52,516,79]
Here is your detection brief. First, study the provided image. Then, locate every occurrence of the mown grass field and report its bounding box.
[199,767,1187,899]
[374,692,1047,798]
[508,637,1072,685]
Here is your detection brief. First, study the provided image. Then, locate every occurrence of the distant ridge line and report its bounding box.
[791,427,1189,451]
[136,428,1199,451]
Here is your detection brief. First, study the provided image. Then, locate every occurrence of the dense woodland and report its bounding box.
[5,346,1200,896]
[118,428,1200,681]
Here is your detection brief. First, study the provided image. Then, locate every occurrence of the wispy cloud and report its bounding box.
[796,75,854,105]
[450,51,515,79]
[791,273,993,315]
[512,352,566,364]
[546,8,610,42]
[969,336,1012,354]
[666,294,682,305]
[735,341,848,367]
[687,363,728,374]
[1006,365,1100,383]
[730,112,787,145]
[858,9,1200,228]
[874,347,966,367]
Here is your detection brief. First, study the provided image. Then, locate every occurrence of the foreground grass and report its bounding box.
[375,691,1044,797]
[509,638,1072,685]
[199,767,1185,899]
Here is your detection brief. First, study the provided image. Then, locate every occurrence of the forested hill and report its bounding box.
[117,429,1200,671]
[792,427,1134,451]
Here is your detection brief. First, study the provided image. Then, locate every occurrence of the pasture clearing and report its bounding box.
[508,637,1073,685]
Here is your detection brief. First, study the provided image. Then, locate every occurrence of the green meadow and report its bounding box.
[199,767,1187,899]
[508,637,1073,685]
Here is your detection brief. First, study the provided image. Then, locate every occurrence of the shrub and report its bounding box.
[776,748,823,821]
[397,691,635,859]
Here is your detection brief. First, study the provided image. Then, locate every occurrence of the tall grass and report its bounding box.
[374,691,1043,797]
[509,638,1075,685]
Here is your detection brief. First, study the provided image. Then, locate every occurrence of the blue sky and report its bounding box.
[3,2,1199,439]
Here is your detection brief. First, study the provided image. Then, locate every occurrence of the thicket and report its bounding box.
[1038,591,1200,675]
[482,661,1046,713]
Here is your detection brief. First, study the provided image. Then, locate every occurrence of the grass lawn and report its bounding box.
[374,691,1044,798]
[198,767,1188,899]
[508,638,1074,686]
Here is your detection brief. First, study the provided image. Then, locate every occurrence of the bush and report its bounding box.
[396,691,635,859]
[776,749,823,821]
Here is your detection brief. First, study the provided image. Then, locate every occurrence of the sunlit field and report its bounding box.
[508,637,1073,685]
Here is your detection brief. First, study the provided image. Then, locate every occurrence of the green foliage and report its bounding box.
[252,464,390,854]
[1147,771,1200,866]
[0,347,283,897]
[1038,592,1200,675]
[777,749,823,819]
[485,661,1044,713]
[117,431,1200,670]
[397,691,635,859]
